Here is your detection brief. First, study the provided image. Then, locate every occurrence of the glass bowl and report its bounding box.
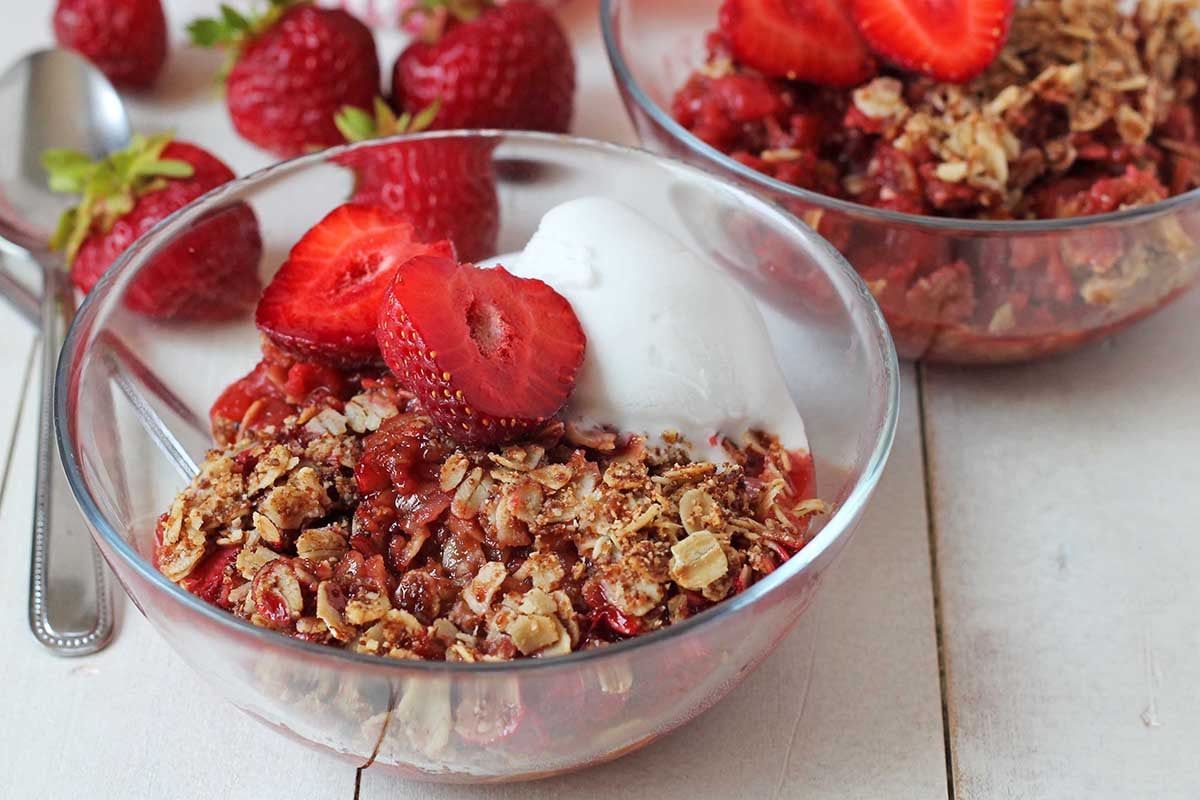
[56,131,898,782]
[601,0,1200,364]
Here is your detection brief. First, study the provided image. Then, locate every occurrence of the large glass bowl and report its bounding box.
[601,0,1200,364]
[56,132,898,782]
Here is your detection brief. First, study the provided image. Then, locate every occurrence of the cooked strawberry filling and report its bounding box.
[158,363,824,662]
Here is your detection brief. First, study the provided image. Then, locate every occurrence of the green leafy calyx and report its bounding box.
[187,0,310,80]
[44,132,194,265]
[335,97,441,143]
[403,0,495,41]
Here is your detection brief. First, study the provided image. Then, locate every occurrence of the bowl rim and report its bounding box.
[56,130,900,675]
[599,0,1200,235]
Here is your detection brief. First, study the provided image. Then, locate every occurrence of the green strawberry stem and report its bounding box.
[43,132,194,265]
[335,97,441,143]
[187,0,310,81]
[403,0,495,41]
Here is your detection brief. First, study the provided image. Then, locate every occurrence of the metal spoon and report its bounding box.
[0,49,131,656]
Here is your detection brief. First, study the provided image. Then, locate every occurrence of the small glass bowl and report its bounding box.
[601,0,1200,364]
[57,132,898,782]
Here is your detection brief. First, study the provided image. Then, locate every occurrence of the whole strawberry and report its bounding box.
[333,99,500,261]
[53,0,168,89]
[45,133,263,320]
[393,0,575,133]
[189,0,380,157]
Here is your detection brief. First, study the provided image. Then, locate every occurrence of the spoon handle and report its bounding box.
[28,264,113,656]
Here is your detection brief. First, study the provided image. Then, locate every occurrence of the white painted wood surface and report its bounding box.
[0,2,949,798]
[925,288,1200,800]
[10,0,1199,797]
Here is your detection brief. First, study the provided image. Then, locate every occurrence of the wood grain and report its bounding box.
[0,2,949,797]
[925,288,1200,799]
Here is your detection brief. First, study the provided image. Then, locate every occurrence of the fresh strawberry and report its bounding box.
[256,203,455,366]
[392,0,574,133]
[333,99,501,262]
[852,0,1013,83]
[44,133,262,320]
[718,0,876,88]
[189,0,379,157]
[377,255,586,446]
[54,0,168,89]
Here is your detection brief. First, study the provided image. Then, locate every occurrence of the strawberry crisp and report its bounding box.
[675,0,1200,220]
[154,202,824,662]
[672,0,1200,361]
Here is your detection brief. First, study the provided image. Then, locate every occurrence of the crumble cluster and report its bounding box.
[156,379,825,662]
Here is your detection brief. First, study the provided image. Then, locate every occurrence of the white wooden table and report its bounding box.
[2,2,1198,797]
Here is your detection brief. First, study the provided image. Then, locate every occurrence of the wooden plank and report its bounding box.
[0,358,358,799]
[362,365,949,799]
[925,288,1200,799]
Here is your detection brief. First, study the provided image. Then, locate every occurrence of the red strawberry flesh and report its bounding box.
[852,0,1014,83]
[719,0,876,88]
[377,255,586,445]
[256,204,454,367]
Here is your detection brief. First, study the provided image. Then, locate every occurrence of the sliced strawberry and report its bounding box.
[719,0,876,88]
[377,256,586,446]
[256,204,455,367]
[852,0,1014,83]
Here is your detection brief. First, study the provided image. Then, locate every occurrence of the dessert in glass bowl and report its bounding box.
[56,133,897,779]
[156,197,826,661]
[604,0,1200,363]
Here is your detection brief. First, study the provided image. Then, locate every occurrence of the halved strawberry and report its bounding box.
[719,0,876,88]
[377,255,586,446]
[852,0,1013,83]
[256,204,454,367]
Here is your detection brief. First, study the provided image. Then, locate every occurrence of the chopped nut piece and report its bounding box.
[506,614,563,655]
[295,526,348,563]
[315,581,355,642]
[344,591,392,625]
[464,562,507,615]
[236,545,280,581]
[439,453,470,492]
[259,467,330,531]
[852,77,907,120]
[251,560,304,623]
[670,530,730,590]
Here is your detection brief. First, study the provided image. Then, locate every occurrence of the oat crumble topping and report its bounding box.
[156,371,825,661]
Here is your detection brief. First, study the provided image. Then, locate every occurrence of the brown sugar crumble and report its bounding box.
[155,370,825,662]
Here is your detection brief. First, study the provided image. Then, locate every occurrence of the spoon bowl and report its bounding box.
[0,48,130,254]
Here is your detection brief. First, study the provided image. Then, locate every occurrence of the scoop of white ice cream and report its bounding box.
[502,197,807,462]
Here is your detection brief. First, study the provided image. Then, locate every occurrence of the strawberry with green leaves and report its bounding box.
[45,133,263,319]
[332,98,500,262]
[392,0,574,133]
[189,0,379,157]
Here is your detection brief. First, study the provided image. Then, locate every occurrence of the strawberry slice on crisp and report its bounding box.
[852,0,1014,83]
[719,0,876,88]
[377,255,586,446]
[256,203,454,367]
